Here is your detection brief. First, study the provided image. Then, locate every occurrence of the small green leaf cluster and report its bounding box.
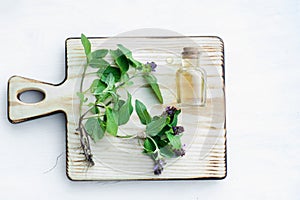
[79,34,163,141]
[136,101,186,175]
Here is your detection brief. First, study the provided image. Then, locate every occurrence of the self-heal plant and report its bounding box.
[77,34,186,175]
[136,103,186,175]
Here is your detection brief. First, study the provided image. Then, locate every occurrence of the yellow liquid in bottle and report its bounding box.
[176,67,206,106]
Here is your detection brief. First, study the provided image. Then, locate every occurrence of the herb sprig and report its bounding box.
[76,34,185,175]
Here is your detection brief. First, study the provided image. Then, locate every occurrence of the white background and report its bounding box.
[0,0,299,199]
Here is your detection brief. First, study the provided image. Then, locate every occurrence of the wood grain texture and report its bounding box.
[8,36,226,180]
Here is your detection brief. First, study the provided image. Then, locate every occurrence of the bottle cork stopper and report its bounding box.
[182,47,200,58]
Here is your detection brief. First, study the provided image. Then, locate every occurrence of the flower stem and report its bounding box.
[82,114,105,120]
[79,63,88,116]
[146,136,159,153]
[77,62,95,166]
[115,72,144,89]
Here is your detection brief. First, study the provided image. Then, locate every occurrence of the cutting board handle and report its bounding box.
[8,76,68,123]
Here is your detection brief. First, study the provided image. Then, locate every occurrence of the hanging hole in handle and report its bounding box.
[17,89,45,104]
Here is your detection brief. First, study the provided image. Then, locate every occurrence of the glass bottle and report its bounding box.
[176,47,207,106]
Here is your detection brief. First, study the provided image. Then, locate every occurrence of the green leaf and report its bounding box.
[105,107,118,136]
[117,44,132,57]
[90,79,107,95]
[166,131,182,149]
[135,99,151,125]
[143,74,163,104]
[104,73,115,88]
[143,138,156,153]
[117,44,142,68]
[90,105,99,114]
[96,92,111,103]
[160,145,176,158]
[156,137,168,148]
[145,116,167,136]
[81,34,91,56]
[91,49,108,59]
[89,58,110,68]
[120,73,129,82]
[100,66,121,82]
[90,79,99,93]
[113,99,125,111]
[170,109,181,126]
[77,92,87,103]
[85,118,105,142]
[118,93,133,125]
[109,49,129,74]
[129,59,143,69]
[156,125,170,137]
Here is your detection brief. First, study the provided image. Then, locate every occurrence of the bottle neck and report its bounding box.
[182,58,199,68]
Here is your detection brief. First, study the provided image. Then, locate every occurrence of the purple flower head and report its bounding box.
[165,106,178,117]
[174,148,186,157]
[172,126,184,135]
[146,61,157,72]
[153,164,162,175]
[153,159,165,175]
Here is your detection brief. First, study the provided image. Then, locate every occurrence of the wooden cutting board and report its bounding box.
[8,36,226,180]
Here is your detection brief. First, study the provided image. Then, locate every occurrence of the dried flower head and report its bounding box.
[153,159,165,175]
[165,106,178,117]
[174,148,186,157]
[172,126,184,135]
[146,61,157,72]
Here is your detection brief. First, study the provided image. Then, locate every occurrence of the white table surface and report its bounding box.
[0,0,299,199]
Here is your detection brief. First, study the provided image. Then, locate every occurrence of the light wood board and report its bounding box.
[8,36,226,180]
